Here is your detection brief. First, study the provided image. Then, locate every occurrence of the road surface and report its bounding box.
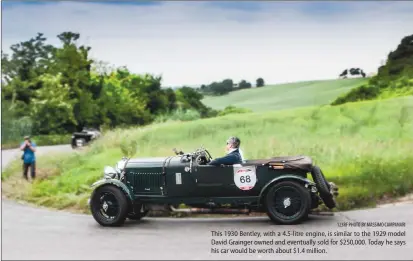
[1,144,72,171]
[1,146,412,260]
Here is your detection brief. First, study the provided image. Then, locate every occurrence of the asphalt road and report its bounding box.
[1,146,412,260]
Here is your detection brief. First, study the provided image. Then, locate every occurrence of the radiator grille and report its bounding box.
[127,171,163,194]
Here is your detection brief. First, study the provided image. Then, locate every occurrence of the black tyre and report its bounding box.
[127,204,149,220]
[90,185,129,226]
[265,180,311,225]
[311,165,336,209]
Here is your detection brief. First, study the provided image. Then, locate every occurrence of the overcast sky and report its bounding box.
[2,1,413,87]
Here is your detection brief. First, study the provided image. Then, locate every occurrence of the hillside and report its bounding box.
[202,78,367,112]
[332,34,413,105]
[3,96,413,213]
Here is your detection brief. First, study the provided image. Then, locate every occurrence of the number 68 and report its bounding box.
[240,175,251,183]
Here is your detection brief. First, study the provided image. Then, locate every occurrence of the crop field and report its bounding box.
[3,95,413,214]
[202,78,368,112]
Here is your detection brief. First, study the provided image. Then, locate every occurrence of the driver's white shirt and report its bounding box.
[228,148,246,163]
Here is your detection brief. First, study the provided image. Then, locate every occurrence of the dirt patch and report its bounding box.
[2,175,33,200]
[35,167,61,181]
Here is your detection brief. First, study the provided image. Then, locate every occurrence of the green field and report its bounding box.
[202,78,368,112]
[3,95,413,214]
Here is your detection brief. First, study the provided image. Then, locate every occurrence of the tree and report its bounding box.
[30,73,78,134]
[1,33,55,105]
[1,31,215,135]
[256,78,265,87]
[238,80,252,89]
[175,86,212,117]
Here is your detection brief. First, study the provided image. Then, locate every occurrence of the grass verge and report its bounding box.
[2,134,70,150]
[2,96,413,215]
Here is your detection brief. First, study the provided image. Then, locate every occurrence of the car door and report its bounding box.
[191,165,233,197]
[192,164,259,197]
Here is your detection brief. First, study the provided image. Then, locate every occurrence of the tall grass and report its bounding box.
[154,109,201,123]
[2,96,413,213]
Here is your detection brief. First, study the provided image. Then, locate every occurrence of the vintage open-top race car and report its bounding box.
[88,146,339,226]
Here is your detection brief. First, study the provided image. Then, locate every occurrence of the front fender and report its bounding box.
[258,174,315,203]
[90,178,134,202]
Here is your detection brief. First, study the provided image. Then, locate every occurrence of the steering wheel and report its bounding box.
[193,146,213,165]
[173,146,213,165]
[195,154,207,165]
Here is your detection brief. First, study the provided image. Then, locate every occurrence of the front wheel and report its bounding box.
[90,185,129,226]
[265,180,311,225]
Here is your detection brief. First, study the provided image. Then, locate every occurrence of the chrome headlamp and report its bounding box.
[115,158,128,173]
[103,166,117,179]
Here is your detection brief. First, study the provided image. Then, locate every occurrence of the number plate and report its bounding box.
[233,165,257,190]
[175,173,182,185]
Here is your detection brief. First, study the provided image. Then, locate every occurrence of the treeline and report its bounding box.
[1,32,219,138]
[199,77,265,96]
[332,34,413,105]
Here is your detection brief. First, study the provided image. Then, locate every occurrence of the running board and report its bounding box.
[169,205,251,214]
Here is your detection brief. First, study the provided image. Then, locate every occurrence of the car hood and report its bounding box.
[125,157,170,168]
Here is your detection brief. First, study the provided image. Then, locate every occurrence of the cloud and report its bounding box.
[2,1,413,86]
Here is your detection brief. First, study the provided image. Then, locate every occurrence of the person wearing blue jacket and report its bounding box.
[208,136,245,166]
[20,136,37,180]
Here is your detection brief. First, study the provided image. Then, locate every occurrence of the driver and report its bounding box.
[208,136,245,166]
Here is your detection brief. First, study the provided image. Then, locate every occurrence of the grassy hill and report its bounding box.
[3,95,412,214]
[202,78,367,112]
[332,34,413,105]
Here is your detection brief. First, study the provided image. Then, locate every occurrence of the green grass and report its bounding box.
[2,96,413,214]
[202,78,368,112]
[1,134,70,150]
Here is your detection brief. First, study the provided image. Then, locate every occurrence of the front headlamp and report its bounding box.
[103,166,117,179]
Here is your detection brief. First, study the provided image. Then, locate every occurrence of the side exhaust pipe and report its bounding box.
[169,205,250,214]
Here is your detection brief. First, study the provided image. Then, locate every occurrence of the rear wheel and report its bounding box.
[90,185,129,226]
[265,180,311,225]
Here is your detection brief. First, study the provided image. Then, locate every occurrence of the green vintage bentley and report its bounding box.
[88,146,339,226]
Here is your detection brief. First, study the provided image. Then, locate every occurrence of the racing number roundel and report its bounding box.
[233,166,257,190]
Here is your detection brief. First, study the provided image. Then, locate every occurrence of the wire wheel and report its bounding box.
[265,180,311,225]
[90,185,128,226]
[98,192,120,220]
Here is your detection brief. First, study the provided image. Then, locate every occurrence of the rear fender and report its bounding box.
[90,178,134,202]
[258,175,315,205]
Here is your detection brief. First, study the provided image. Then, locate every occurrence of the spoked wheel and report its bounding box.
[265,181,311,225]
[90,185,129,226]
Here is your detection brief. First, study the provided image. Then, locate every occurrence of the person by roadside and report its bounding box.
[20,136,36,181]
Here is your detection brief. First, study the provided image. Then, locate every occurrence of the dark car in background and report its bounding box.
[71,127,101,149]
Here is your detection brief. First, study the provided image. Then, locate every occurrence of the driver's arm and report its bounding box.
[208,154,236,166]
